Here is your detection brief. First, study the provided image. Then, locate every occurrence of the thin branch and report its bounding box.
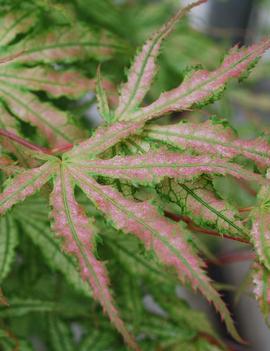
[0,128,52,155]
[239,207,253,213]
[217,250,255,265]
[164,211,250,245]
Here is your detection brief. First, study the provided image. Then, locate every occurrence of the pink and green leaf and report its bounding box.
[157,177,247,239]
[96,66,111,123]
[252,262,270,321]
[8,26,125,64]
[66,121,144,159]
[0,85,83,146]
[251,185,270,270]
[0,64,95,98]
[0,160,56,214]
[50,165,139,351]
[0,11,35,46]
[0,156,23,175]
[70,150,266,185]
[115,0,206,119]
[70,167,243,343]
[126,38,270,122]
[144,120,270,168]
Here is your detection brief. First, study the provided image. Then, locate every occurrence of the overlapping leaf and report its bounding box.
[157,177,247,238]
[0,1,270,349]
[144,120,270,168]
[116,38,270,122]
[0,10,122,147]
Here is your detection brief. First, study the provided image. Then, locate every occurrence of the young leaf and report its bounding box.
[70,150,266,185]
[144,120,270,168]
[50,165,139,351]
[70,168,242,342]
[115,0,206,119]
[0,214,18,282]
[0,160,56,214]
[157,177,247,238]
[121,38,270,121]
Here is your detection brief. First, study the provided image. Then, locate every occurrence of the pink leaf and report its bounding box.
[251,184,270,270]
[115,0,206,118]
[0,11,35,46]
[66,121,144,159]
[0,64,95,98]
[252,262,270,320]
[0,85,84,147]
[127,38,270,121]
[9,26,123,64]
[50,166,140,351]
[70,167,243,343]
[145,120,270,168]
[0,160,56,214]
[71,150,266,185]
[0,156,23,175]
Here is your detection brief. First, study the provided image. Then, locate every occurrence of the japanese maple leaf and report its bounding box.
[0,118,267,349]
[1,0,270,349]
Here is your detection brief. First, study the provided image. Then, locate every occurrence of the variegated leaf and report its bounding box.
[144,120,270,168]
[8,26,124,64]
[0,156,22,175]
[122,38,270,121]
[157,177,247,238]
[13,197,92,298]
[0,64,95,98]
[0,86,83,146]
[70,150,266,185]
[252,262,270,321]
[66,121,144,159]
[70,167,243,343]
[0,11,35,46]
[96,66,111,122]
[115,0,206,118]
[0,160,56,214]
[251,184,270,270]
[50,165,139,351]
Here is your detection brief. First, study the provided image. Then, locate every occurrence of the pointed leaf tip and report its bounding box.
[115,0,206,119]
[50,165,140,350]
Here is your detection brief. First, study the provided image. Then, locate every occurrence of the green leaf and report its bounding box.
[0,213,18,283]
[157,177,248,239]
[13,197,92,298]
[0,298,56,318]
[49,316,75,351]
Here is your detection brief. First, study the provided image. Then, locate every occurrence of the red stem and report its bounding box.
[0,128,73,155]
[0,128,52,154]
[165,211,250,245]
[217,250,255,265]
